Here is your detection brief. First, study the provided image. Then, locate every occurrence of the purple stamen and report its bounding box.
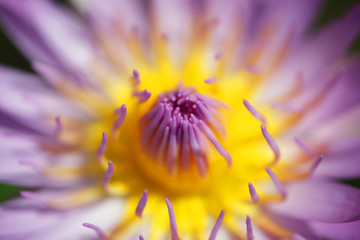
[248,182,259,203]
[245,66,259,74]
[192,124,208,158]
[102,161,114,192]
[209,209,225,240]
[133,69,140,78]
[167,119,178,174]
[132,69,141,85]
[82,223,106,239]
[149,108,172,157]
[189,124,207,177]
[139,88,228,176]
[181,121,190,170]
[141,105,165,148]
[165,198,180,240]
[214,52,222,60]
[197,119,216,137]
[54,116,61,135]
[195,93,229,109]
[135,190,148,217]
[112,104,127,134]
[207,134,232,167]
[243,99,266,125]
[246,215,254,240]
[311,154,324,173]
[139,235,145,240]
[96,132,108,163]
[139,103,163,124]
[156,126,170,161]
[197,102,225,135]
[261,125,280,165]
[294,137,315,157]
[266,168,286,197]
[135,89,151,103]
[204,77,216,84]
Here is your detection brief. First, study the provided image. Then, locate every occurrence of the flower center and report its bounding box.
[139,87,231,177]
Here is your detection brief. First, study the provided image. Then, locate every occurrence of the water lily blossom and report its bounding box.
[0,0,360,239]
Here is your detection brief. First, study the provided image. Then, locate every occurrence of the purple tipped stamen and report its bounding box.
[132,69,141,85]
[246,215,254,240]
[204,77,216,84]
[311,154,324,173]
[139,88,229,176]
[294,137,315,157]
[207,134,232,167]
[139,235,145,240]
[214,52,222,60]
[266,168,286,197]
[113,104,127,134]
[133,69,140,78]
[135,89,151,103]
[165,198,180,240]
[96,132,108,163]
[248,182,260,203]
[102,161,114,192]
[261,125,280,165]
[209,209,225,240]
[245,66,259,74]
[243,99,266,125]
[82,223,106,239]
[135,190,148,217]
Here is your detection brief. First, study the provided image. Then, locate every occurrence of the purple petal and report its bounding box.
[268,180,360,223]
[82,223,106,239]
[24,198,123,240]
[316,153,360,179]
[0,0,94,77]
[310,220,360,240]
[0,66,85,134]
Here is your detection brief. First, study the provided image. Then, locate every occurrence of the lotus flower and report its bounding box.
[0,0,360,239]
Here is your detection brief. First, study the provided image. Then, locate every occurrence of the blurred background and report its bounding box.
[0,0,360,203]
